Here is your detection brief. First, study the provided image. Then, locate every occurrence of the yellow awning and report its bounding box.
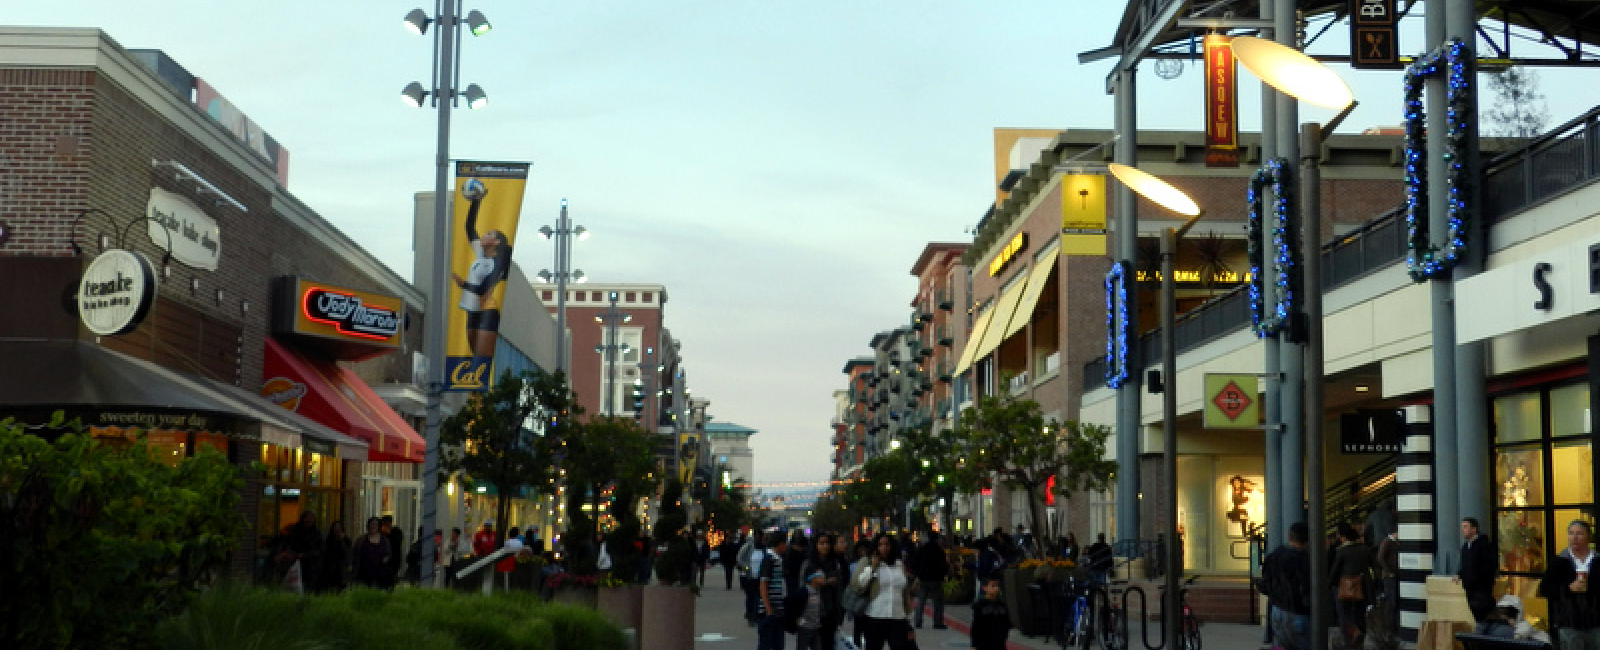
[999,250,1059,341]
[969,275,1031,368]
[952,304,998,376]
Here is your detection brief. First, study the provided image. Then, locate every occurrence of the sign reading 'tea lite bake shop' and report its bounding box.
[78,249,159,336]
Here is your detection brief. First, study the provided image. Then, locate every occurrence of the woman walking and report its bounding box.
[850,532,916,650]
[1329,523,1374,650]
[318,520,350,593]
[352,517,391,589]
[802,533,848,650]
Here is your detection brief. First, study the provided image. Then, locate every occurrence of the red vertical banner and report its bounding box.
[1204,35,1239,168]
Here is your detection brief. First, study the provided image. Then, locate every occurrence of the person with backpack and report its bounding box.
[757,530,790,650]
[1262,522,1312,650]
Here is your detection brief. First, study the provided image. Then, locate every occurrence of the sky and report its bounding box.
[16,2,1597,488]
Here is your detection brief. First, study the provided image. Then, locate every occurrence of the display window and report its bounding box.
[1491,379,1595,627]
[254,442,348,584]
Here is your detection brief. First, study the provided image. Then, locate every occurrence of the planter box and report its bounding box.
[1001,568,1028,631]
[598,584,644,631]
[640,584,695,650]
[549,584,598,609]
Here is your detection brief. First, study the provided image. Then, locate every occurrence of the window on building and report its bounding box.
[625,292,636,302]
[542,290,552,301]
[643,293,653,303]
[591,291,602,302]
[1493,379,1594,626]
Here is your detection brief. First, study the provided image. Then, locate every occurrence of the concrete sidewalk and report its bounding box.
[690,579,1271,650]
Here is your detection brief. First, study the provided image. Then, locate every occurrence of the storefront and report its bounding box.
[261,277,425,542]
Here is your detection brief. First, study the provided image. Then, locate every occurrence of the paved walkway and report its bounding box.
[689,579,1272,650]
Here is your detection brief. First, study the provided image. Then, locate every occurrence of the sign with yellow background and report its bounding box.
[1060,174,1107,255]
[445,161,530,392]
[1204,373,1260,429]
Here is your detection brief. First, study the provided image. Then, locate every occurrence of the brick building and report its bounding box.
[0,27,426,578]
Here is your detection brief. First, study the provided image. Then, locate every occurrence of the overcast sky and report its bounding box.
[17,2,1595,488]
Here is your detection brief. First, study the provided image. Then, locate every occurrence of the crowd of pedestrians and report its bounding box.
[262,513,548,594]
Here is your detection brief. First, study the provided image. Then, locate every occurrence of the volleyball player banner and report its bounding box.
[445,160,530,392]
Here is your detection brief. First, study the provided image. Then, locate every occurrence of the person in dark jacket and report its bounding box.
[718,534,741,590]
[1263,522,1312,650]
[1457,516,1500,623]
[1085,533,1114,585]
[285,511,323,591]
[911,530,949,629]
[319,520,350,593]
[1329,523,1375,650]
[1539,520,1600,649]
[970,576,1012,650]
[352,517,391,589]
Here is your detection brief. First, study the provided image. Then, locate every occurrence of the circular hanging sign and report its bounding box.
[78,249,157,336]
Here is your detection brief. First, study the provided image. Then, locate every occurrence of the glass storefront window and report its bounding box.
[1498,509,1546,575]
[1552,440,1594,505]
[1497,445,1545,507]
[1494,392,1542,443]
[1551,383,1591,438]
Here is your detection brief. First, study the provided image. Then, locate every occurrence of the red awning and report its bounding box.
[262,338,424,462]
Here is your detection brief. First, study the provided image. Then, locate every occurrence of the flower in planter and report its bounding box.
[545,572,598,589]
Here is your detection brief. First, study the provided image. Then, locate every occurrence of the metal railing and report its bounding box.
[1483,104,1600,223]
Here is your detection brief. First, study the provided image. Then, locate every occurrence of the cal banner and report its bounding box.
[446,160,530,392]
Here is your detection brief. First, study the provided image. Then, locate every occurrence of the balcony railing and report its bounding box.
[937,288,954,311]
[1007,372,1029,394]
[1483,104,1600,223]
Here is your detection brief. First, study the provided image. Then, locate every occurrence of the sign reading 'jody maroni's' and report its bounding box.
[78,249,158,336]
[281,277,404,349]
[303,287,401,339]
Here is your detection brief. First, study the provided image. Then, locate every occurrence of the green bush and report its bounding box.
[0,415,243,650]
[155,584,618,650]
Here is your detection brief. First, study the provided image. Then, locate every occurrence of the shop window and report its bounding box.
[1551,440,1594,505]
[1551,383,1591,437]
[1494,392,1542,443]
[1497,444,1545,507]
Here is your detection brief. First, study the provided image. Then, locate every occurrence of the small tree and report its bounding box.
[1484,65,1549,141]
[810,492,858,536]
[951,392,1118,555]
[440,369,568,546]
[845,449,921,527]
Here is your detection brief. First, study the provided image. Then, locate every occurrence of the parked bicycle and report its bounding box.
[1094,574,1202,650]
[1161,575,1202,650]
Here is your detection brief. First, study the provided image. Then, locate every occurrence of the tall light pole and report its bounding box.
[401,0,491,588]
[1232,35,1358,650]
[537,202,587,374]
[1107,163,1203,650]
[594,291,632,416]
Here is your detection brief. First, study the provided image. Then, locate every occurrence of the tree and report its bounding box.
[951,392,1118,555]
[810,492,858,535]
[440,368,568,546]
[1,414,242,649]
[844,448,921,527]
[1484,65,1549,141]
[699,464,753,535]
[561,414,658,551]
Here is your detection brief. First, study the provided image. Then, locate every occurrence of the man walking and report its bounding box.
[1458,517,1500,622]
[719,533,741,590]
[1262,522,1312,650]
[756,530,790,650]
[1085,533,1114,585]
[912,530,949,629]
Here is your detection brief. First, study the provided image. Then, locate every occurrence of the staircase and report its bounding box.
[1324,454,1399,539]
[1119,576,1259,625]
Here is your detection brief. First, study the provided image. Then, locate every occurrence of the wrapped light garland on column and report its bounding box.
[1246,157,1298,338]
[1104,260,1132,388]
[1403,37,1474,281]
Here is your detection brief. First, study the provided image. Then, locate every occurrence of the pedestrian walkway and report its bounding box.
[690,579,1272,650]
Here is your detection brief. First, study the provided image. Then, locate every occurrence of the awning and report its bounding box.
[953,304,998,376]
[0,338,368,459]
[998,249,1060,342]
[262,338,425,463]
[967,274,1032,369]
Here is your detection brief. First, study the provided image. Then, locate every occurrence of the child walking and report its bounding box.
[970,577,1011,650]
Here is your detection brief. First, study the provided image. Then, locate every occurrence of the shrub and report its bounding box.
[0,415,243,650]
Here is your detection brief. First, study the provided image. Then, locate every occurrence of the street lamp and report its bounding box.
[536,200,588,374]
[402,0,491,588]
[594,291,632,416]
[1106,162,1203,650]
[1231,35,1357,650]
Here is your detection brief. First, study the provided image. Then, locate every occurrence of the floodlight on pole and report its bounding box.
[1107,162,1204,650]
[463,84,488,109]
[466,9,492,36]
[1232,33,1359,650]
[402,0,492,589]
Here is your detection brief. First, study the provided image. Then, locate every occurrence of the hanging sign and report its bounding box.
[78,249,158,336]
[1350,0,1401,69]
[1204,35,1240,168]
[1203,373,1260,429]
[1060,174,1108,255]
[147,188,221,270]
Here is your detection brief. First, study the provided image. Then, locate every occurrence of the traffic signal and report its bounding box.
[630,381,645,413]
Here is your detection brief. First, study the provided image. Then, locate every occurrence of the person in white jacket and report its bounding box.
[851,532,915,650]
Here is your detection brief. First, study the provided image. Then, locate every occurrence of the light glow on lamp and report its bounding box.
[1229,36,1355,110]
[1107,164,1200,217]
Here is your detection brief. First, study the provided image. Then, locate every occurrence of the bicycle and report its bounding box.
[1093,579,1128,650]
[1161,575,1202,650]
[1054,578,1093,650]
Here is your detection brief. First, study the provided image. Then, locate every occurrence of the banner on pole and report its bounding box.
[445,161,530,392]
[1060,173,1108,255]
[1204,35,1240,168]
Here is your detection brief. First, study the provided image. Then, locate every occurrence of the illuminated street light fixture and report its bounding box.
[1231,34,1358,650]
[1107,162,1203,650]
[537,198,587,373]
[401,0,492,589]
